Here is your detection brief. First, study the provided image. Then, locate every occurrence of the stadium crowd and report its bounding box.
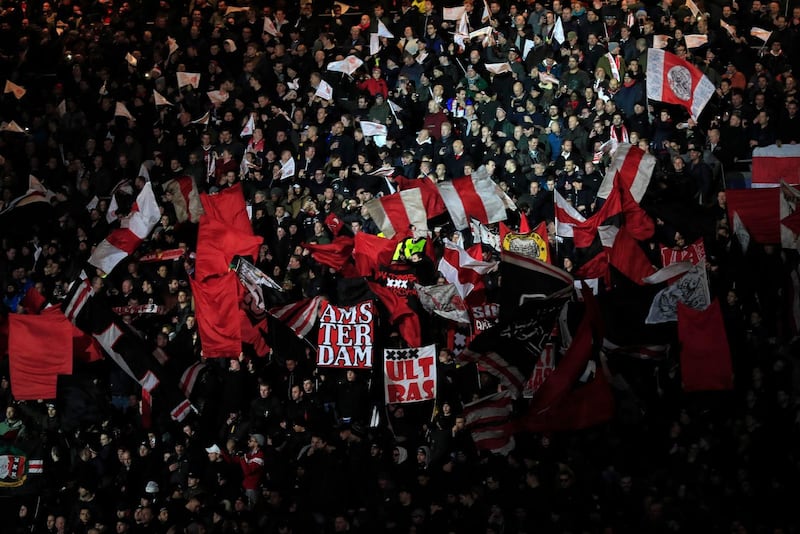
[1,0,800,532]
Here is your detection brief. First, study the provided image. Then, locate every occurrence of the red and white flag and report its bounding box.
[364,188,428,238]
[596,143,656,203]
[269,296,324,339]
[438,166,510,230]
[163,176,204,223]
[3,80,26,99]
[751,144,800,187]
[153,90,172,106]
[684,34,709,49]
[240,113,255,137]
[554,190,586,237]
[438,239,497,299]
[463,390,516,455]
[114,102,135,121]
[314,79,334,100]
[177,71,201,89]
[646,48,714,120]
[89,182,160,274]
[360,121,388,137]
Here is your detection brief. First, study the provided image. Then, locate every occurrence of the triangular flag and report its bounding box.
[191,110,210,125]
[206,89,229,105]
[176,71,200,89]
[750,27,772,41]
[125,52,138,67]
[0,120,26,133]
[732,211,750,253]
[57,99,67,117]
[4,80,26,99]
[485,62,512,75]
[240,113,255,138]
[684,34,708,49]
[334,1,352,14]
[370,33,380,55]
[552,16,565,44]
[153,90,172,106]
[653,35,670,48]
[99,81,108,95]
[377,19,394,38]
[519,213,530,233]
[315,79,334,100]
[327,55,364,75]
[167,36,179,56]
[359,121,388,137]
[481,0,491,22]
[720,20,734,36]
[114,101,135,120]
[263,16,278,37]
[685,0,700,17]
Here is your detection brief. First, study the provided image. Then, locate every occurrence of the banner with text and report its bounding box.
[384,344,437,404]
[317,300,375,368]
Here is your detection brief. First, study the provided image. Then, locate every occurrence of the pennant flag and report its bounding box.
[463,390,515,455]
[327,55,364,75]
[304,236,355,271]
[685,0,700,17]
[315,79,334,100]
[269,296,324,339]
[678,300,734,391]
[653,34,670,48]
[240,113,255,137]
[8,313,73,400]
[646,48,714,120]
[750,27,772,41]
[167,36,179,56]
[415,283,470,323]
[232,255,285,311]
[454,13,470,49]
[751,144,800,187]
[3,80,26,99]
[317,300,375,368]
[359,121,388,137]
[377,19,394,38]
[484,63,512,75]
[207,89,229,105]
[334,1,352,14]
[177,71,201,89]
[365,188,428,238]
[163,176,204,223]
[369,33,381,55]
[263,16,278,36]
[89,182,160,274]
[684,34,709,48]
[57,100,67,117]
[645,262,710,324]
[125,52,138,67]
[114,101,135,121]
[732,211,751,253]
[153,90,173,106]
[0,120,26,133]
[438,166,510,230]
[443,6,467,20]
[439,239,497,300]
[384,344,437,404]
[552,16,565,44]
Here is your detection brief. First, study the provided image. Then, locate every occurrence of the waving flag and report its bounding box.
[463,391,515,455]
[89,182,160,274]
[438,166,510,229]
[646,48,714,120]
[365,188,428,238]
[438,239,497,300]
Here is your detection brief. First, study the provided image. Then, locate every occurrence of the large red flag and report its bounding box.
[678,299,734,391]
[190,273,243,357]
[394,175,448,217]
[8,312,73,400]
[304,236,355,271]
[367,281,422,347]
[353,232,403,277]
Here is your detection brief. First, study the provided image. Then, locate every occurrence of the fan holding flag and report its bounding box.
[646,48,715,120]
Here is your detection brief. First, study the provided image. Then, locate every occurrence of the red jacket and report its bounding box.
[358,77,389,98]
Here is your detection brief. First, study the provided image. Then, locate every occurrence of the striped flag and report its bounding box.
[269,296,324,339]
[438,239,497,300]
[89,182,160,274]
[438,166,510,230]
[180,362,207,397]
[463,391,516,455]
[554,190,586,238]
[364,188,428,238]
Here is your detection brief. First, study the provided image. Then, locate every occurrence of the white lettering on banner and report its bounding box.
[384,345,437,404]
[317,301,375,368]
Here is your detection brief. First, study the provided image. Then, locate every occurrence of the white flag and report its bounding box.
[315,79,334,100]
[653,34,670,48]
[125,52,138,67]
[153,90,172,106]
[240,114,256,137]
[522,39,534,59]
[684,34,708,48]
[370,33,381,55]
[167,36,179,56]
[552,16,565,44]
[685,0,700,17]
[485,62,512,75]
[731,212,750,253]
[206,90,229,105]
[327,55,364,75]
[0,120,26,133]
[377,19,394,38]
[225,6,249,14]
[645,262,710,324]
[57,100,67,117]
[720,20,734,36]
[750,27,772,41]
[280,157,296,180]
[191,111,210,125]
[469,26,493,40]
[177,72,200,89]
[443,6,466,20]
[114,102,134,120]
[263,16,278,36]
[360,121,388,136]
[334,1,352,14]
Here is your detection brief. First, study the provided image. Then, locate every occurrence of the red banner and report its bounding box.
[384,344,437,404]
[317,300,375,368]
